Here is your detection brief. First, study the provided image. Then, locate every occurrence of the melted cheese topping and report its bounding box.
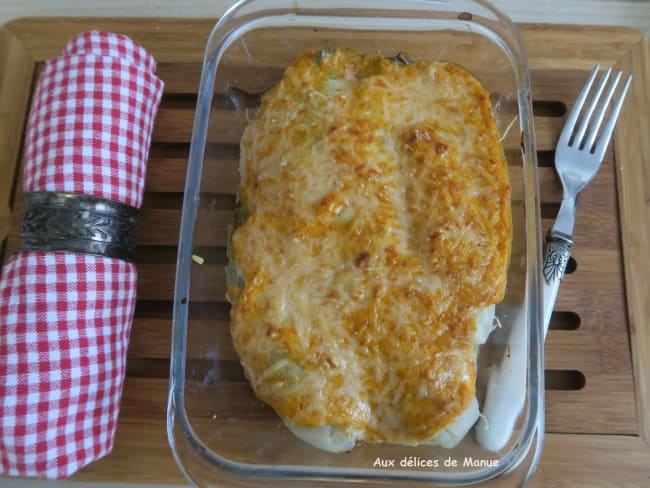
[228,48,511,448]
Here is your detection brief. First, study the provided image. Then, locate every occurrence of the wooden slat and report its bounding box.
[156,62,202,94]
[137,263,226,301]
[138,208,233,246]
[614,36,650,445]
[0,28,34,242]
[133,316,635,372]
[158,65,611,105]
[553,279,625,312]
[1,17,648,487]
[1,182,618,253]
[550,252,627,327]
[72,424,650,486]
[559,248,623,287]
[102,145,608,254]
[4,18,213,63]
[135,207,628,250]
[522,24,644,70]
[542,216,618,252]
[531,434,650,488]
[130,312,633,373]
[72,377,650,485]
[154,63,636,103]
[545,373,637,434]
[129,317,239,361]
[130,318,634,376]
[145,155,566,202]
[151,106,567,150]
[82,427,650,487]
[545,330,630,375]
[131,228,629,303]
[531,68,608,100]
[146,156,239,194]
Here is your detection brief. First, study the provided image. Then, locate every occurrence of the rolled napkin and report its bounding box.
[0,31,163,478]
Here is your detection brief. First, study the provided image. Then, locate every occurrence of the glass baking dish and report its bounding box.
[169,0,544,486]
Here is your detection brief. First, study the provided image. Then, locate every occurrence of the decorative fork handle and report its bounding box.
[542,230,574,338]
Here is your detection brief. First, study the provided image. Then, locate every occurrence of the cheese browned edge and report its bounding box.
[226,48,512,452]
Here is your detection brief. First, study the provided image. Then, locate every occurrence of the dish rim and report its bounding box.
[168,0,544,484]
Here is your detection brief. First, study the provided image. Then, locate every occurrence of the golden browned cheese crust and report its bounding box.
[228,48,512,445]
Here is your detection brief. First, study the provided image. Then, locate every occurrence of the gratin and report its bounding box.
[226,47,512,452]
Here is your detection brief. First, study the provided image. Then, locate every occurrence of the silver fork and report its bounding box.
[542,65,632,337]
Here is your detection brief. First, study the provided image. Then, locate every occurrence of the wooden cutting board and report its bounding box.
[1,18,649,487]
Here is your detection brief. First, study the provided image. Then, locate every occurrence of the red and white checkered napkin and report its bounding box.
[0,31,163,478]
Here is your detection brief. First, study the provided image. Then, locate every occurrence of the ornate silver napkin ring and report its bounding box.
[20,192,139,262]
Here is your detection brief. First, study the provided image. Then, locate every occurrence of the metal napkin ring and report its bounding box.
[20,192,139,262]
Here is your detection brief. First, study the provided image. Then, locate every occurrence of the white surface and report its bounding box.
[0,482,187,488]
[0,0,647,486]
[0,0,648,35]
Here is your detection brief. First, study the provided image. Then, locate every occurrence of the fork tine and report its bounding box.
[559,65,600,144]
[574,67,611,148]
[592,74,633,161]
[584,70,623,151]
